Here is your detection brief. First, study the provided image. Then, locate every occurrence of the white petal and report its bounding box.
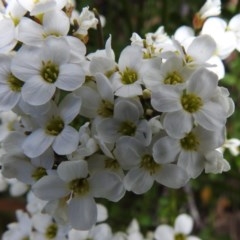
[114,84,142,98]
[114,100,139,122]
[187,68,218,99]
[22,75,56,105]
[95,73,114,102]
[163,110,192,138]
[11,45,42,81]
[187,35,216,63]
[68,195,97,230]
[174,214,193,235]
[90,170,125,201]
[96,118,119,143]
[0,85,20,111]
[18,17,44,46]
[151,86,182,112]
[23,128,55,158]
[154,225,174,240]
[31,147,54,169]
[56,63,85,91]
[77,86,100,118]
[114,137,143,169]
[33,175,69,201]
[42,37,70,64]
[154,164,189,188]
[178,151,204,178]
[57,160,88,182]
[43,10,70,36]
[153,136,180,164]
[123,168,154,194]
[65,36,87,63]
[59,93,81,123]
[52,126,79,155]
[194,101,226,131]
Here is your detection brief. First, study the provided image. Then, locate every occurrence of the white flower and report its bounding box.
[33,160,125,230]
[198,0,221,19]
[201,17,237,59]
[204,149,230,174]
[18,9,70,46]
[114,137,189,194]
[31,212,68,240]
[153,125,225,178]
[96,98,151,145]
[221,138,240,156]
[22,94,81,158]
[0,16,17,53]
[111,45,144,97]
[151,68,227,138]
[75,73,114,119]
[0,54,24,111]
[11,37,85,105]
[142,55,193,90]
[2,210,33,240]
[17,0,67,16]
[71,6,98,37]
[172,35,216,68]
[154,213,201,240]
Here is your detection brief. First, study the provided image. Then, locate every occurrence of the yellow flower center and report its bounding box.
[97,100,114,117]
[7,73,24,92]
[180,131,199,151]
[32,167,47,181]
[121,67,138,84]
[140,154,161,175]
[69,178,89,196]
[45,116,64,136]
[118,121,136,136]
[175,233,186,240]
[45,223,58,239]
[181,93,203,113]
[105,158,120,170]
[164,71,184,85]
[41,60,59,83]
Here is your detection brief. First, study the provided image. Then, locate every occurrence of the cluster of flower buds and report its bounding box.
[0,0,238,231]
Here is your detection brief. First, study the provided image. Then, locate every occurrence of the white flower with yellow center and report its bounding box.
[17,0,67,16]
[22,94,81,158]
[153,125,225,178]
[17,9,70,46]
[172,35,216,68]
[96,98,152,145]
[31,212,68,240]
[33,160,125,230]
[114,137,189,194]
[154,213,201,240]
[151,68,227,138]
[142,56,193,90]
[111,45,144,97]
[0,54,24,111]
[11,37,85,105]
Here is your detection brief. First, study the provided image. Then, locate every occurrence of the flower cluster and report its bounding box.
[0,0,237,231]
[2,190,200,240]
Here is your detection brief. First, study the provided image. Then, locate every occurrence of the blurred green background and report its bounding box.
[1,0,240,239]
